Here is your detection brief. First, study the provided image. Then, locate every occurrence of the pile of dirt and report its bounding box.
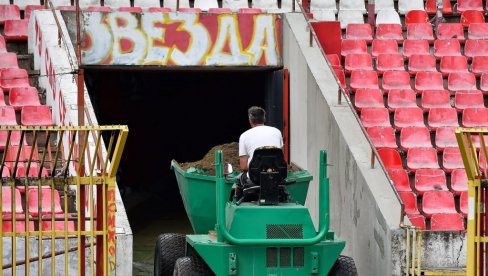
[179,142,300,175]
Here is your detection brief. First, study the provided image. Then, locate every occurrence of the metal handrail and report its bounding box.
[291,1,405,223]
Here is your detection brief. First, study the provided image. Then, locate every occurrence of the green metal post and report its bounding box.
[215,150,330,246]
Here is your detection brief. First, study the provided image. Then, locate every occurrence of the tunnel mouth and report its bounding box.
[84,68,282,230]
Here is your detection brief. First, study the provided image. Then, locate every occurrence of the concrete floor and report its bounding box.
[125,189,192,275]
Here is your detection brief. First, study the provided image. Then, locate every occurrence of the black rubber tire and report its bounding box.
[154,233,186,276]
[328,255,358,276]
[173,256,214,276]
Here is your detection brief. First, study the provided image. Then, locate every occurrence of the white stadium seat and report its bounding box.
[222,0,248,10]
[338,10,364,29]
[398,0,424,14]
[252,0,279,11]
[134,0,161,8]
[339,0,366,13]
[14,0,41,10]
[163,0,190,8]
[194,0,219,10]
[104,0,131,8]
[375,0,394,13]
[79,0,100,8]
[376,9,401,26]
[310,0,337,13]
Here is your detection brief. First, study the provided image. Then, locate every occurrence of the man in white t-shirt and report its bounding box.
[239,106,283,173]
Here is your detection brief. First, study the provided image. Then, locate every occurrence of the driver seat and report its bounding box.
[238,147,289,205]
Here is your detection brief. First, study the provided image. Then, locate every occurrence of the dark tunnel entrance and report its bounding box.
[84,69,284,256]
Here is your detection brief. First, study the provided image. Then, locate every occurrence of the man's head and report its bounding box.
[248,106,266,127]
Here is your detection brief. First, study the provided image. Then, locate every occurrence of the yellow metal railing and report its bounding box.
[0,125,128,276]
[456,128,488,276]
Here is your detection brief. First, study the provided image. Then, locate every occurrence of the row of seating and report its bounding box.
[2,186,74,232]
[346,23,488,43]
[389,167,467,194]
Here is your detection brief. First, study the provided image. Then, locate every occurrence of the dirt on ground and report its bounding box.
[179,142,300,175]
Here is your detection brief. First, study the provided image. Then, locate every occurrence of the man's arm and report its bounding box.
[240,155,249,172]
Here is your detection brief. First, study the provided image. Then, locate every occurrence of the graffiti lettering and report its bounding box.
[107,187,116,271]
[82,12,282,66]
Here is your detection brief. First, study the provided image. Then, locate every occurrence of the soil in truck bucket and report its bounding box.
[179,142,299,175]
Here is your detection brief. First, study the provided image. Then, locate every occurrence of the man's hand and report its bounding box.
[240,155,249,172]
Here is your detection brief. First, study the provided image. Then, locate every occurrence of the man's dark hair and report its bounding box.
[248,106,266,124]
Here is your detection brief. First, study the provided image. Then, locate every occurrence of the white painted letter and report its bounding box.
[109,12,147,65]
[246,14,279,66]
[82,12,112,64]
[141,13,171,65]
[168,13,210,65]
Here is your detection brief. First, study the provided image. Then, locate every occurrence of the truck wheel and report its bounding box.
[328,255,358,276]
[154,233,186,276]
[173,256,213,276]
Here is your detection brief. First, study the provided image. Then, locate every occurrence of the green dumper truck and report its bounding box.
[154,149,357,275]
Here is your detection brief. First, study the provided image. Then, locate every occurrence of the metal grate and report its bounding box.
[266,247,278,267]
[293,247,305,267]
[280,247,291,267]
[266,224,303,239]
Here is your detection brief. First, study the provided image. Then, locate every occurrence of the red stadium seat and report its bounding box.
[470,134,488,151]
[420,90,451,111]
[12,164,48,178]
[27,188,63,217]
[405,10,429,25]
[481,151,488,171]
[2,214,35,232]
[468,23,488,39]
[9,87,41,111]
[21,106,54,126]
[341,39,368,57]
[407,214,426,230]
[0,130,23,150]
[439,56,468,76]
[0,88,5,106]
[117,6,143,12]
[394,107,425,130]
[400,127,432,152]
[367,127,398,149]
[398,191,421,215]
[349,70,379,92]
[457,0,483,12]
[442,147,464,173]
[360,107,391,128]
[434,39,462,59]
[354,88,384,111]
[333,68,347,88]
[480,74,488,94]
[435,127,458,151]
[451,169,468,195]
[402,40,430,59]
[407,147,440,172]
[387,89,417,111]
[345,53,373,74]
[0,68,29,92]
[0,36,5,53]
[460,10,485,28]
[430,213,465,230]
[371,40,399,58]
[0,106,17,126]
[436,23,465,42]
[85,6,112,11]
[41,214,75,231]
[24,5,44,20]
[447,72,477,92]
[428,107,459,130]
[238,8,262,13]
[4,19,28,41]
[460,191,468,217]
[408,55,437,75]
[454,90,484,112]
[415,72,444,94]
[375,24,403,42]
[0,52,18,69]
[426,0,452,15]
[377,148,403,169]
[388,169,411,192]
[422,190,457,218]
[208,8,232,13]
[0,5,20,25]
[376,54,405,74]
[462,108,488,127]
[382,70,411,92]
[179,7,203,12]
[407,23,434,42]
[147,7,172,12]
[326,54,341,68]
[414,169,447,195]
[5,145,39,165]
[2,186,23,214]
[472,56,488,76]
[464,40,488,59]
[346,24,373,42]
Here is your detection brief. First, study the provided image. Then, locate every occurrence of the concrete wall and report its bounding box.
[282,13,466,275]
[283,13,403,275]
[24,10,133,275]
